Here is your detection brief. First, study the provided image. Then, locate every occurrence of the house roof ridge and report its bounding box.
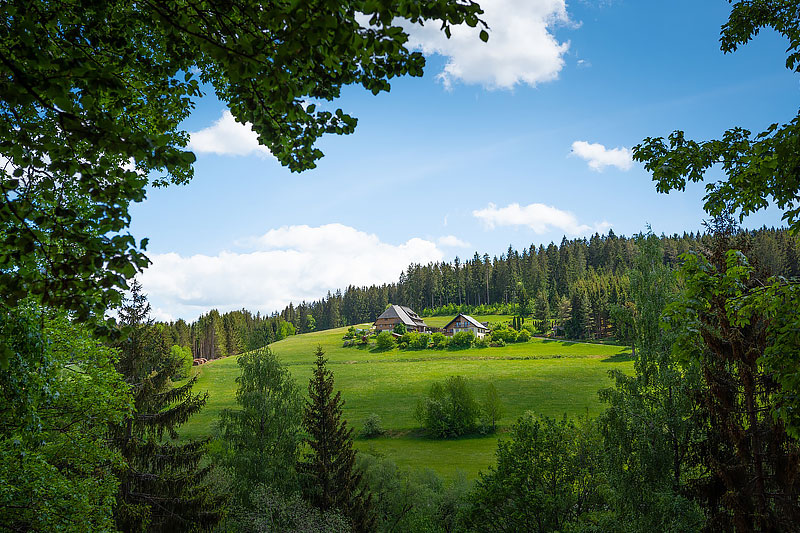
[442,312,488,331]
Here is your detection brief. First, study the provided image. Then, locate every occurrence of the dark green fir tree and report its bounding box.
[110,281,223,532]
[299,346,374,532]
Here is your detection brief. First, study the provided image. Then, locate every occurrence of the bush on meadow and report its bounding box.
[450,331,475,349]
[376,331,395,351]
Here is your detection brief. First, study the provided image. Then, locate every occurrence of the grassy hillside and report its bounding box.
[181,325,632,479]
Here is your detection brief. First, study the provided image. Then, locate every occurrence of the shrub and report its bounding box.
[431,332,447,349]
[219,484,350,533]
[356,453,472,533]
[489,339,506,348]
[450,331,475,349]
[398,341,408,350]
[360,414,385,438]
[491,326,516,344]
[343,326,358,340]
[399,332,413,347]
[473,336,490,348]
[411,333,431,350]
[415,376,480,438]
[393,323,407,335]
[375,331,395,351]
[516,330,531,343]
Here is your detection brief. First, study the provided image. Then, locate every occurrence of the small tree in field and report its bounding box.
[217,347,303,496]
[415,376,480,438]
[299,346,374,532]
[393,323,407,335]
[481,383,504,433]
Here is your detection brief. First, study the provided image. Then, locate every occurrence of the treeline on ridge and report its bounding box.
[159,227,799,360]
[277,227,799,333]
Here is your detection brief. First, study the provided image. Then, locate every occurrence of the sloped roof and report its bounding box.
[375,304,427,327]
[443,313,489,331]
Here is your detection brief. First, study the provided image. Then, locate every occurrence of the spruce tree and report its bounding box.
[299,346,374,532]
[110,281,223,532]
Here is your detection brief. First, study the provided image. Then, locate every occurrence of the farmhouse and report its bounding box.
[374,304,428,332]
[442,313,490,339]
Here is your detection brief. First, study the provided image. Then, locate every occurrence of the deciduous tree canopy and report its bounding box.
[0,0,484,319]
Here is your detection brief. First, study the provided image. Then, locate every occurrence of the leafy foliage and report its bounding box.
[633,2,800,233]
[0,305,131,531]
[360,413,385,439]
[467,413,604,532]
[599,233,704,531]
[171,344,193,380]
[490,324,517,344]
[450,330,475,348]
[415,376,481,438]
[375,331,395,351]
[218,483,351,533]
[631,3,800,527]
[357,453,472,533]
[0,0,484,321]
[431,332,448,349]
[410,332,431,350]
[481,383,504,433]
[217,347,303,497]
[662,227,800,529]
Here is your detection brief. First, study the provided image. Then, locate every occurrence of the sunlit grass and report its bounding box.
[181,324,632,479]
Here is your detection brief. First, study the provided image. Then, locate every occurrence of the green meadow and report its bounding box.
[181,324,632,480]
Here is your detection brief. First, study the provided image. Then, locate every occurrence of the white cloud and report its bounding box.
[139,224,444,321]
[438,235,472,248]
[150,307,175,323]
[570,141,633,171]
[473,202,611,235]
[188,110,271,157]
[403,0,571,90]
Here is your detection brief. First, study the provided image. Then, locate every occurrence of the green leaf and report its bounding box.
[0,341,11,370]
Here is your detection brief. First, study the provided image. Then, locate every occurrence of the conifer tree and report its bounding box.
[566,287,592,339]
[110,281,223,532]
[299,346,374,532]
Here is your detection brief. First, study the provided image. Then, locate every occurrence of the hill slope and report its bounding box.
[181,325,632,479]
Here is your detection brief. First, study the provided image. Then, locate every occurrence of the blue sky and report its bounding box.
[131,0,798,321]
